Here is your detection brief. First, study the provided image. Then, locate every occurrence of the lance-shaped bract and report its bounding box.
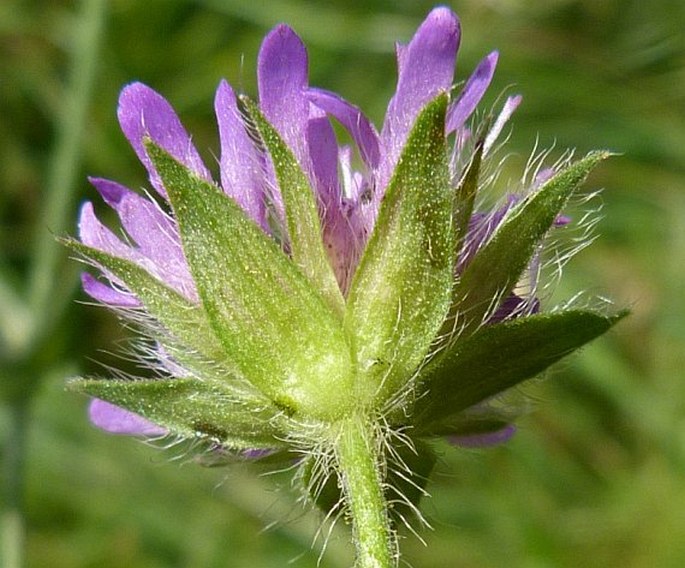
[345,93,454,408]
[72,378,289,451]
[451,151,611,334]
[240,96,345,319]
[412,309,628,433]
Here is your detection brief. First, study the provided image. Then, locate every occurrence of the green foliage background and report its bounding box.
[1,0,684,566]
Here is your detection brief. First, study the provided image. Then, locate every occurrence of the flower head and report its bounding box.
[67,7,622,561]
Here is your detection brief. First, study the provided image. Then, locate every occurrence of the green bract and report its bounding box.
[73,378,289,451]
[345,94,454,408]
[241,96,346,319]
[413,309,628,434]
[452,150,611,333]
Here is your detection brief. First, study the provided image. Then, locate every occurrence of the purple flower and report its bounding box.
[63,16,623,568]
[72,6,615,462]
[78,8,519,438]
[67,10,621,565]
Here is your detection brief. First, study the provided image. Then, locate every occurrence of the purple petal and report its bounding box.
[381,7,461,184]
[489,294,540,323]
[333,147,370,290]
[89,399,167,436]
[214,80,267,229]
[483,94,522,155]
[458,196,518,272]
[303,105,361,291]
[306,102,340,204]
[257,25,310,167]
[449,424,516,448]
[78,204,146,306]
[78,202,138,261]
[90,177,180,258]
[395,42,408,78]
[117,83,212,196]
[447,51,498,133]
[307,88,380,169]
[81,273,140,307]
[80,190,196,301]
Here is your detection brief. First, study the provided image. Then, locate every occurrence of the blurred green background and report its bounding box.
[1,0,684,566]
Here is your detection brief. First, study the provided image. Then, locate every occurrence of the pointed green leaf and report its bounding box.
[146,141,355,421]
[63,240,235,380]
[453,151,610,332]
[345,94,454,405]
[413,309,626,430]
[68,377,289,450]
[241,97,344,318]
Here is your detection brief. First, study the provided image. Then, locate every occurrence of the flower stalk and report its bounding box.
[335,416,393,568]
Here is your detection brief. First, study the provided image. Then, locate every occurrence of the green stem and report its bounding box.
[27,0,107,338]
[2,402,29,568]
[335,416,394,568]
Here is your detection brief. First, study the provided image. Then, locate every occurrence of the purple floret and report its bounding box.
[79,8,526,445]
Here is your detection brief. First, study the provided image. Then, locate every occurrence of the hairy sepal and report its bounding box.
[241,96,344,318]
[413,309,627,430]
[146,141,355,421]
[64,240,235,380]
[453,151,610,332]
[68,377,289,451]
[345,94,454,407]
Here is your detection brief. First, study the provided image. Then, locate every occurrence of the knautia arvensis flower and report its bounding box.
[65,7,624,567]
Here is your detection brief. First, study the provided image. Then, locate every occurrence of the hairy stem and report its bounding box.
[335,415,394,568]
